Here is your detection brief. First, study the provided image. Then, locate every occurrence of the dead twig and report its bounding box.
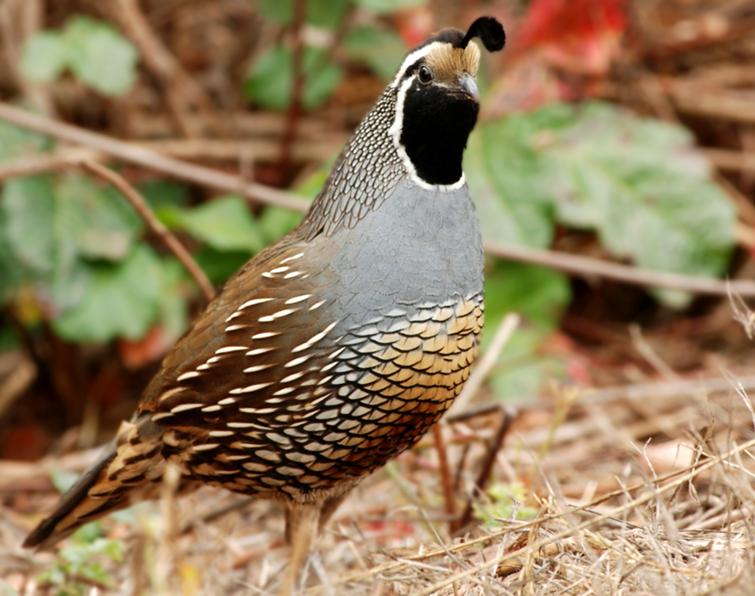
[0,149,97,181]
[453,408,514,533]
[483,241,755,299]
[0,102,307,212]
[81,161,215,303]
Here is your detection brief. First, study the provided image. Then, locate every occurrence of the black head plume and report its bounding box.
[459,16,506,52]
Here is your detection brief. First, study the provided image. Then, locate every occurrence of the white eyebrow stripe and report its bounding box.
[391,41,445,88]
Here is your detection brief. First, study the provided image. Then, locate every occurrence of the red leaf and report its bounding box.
[514,0,627,75]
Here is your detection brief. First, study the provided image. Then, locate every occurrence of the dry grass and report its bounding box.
[1,367,753,595]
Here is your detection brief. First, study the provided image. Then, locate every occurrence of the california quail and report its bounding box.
[24,14,506,582]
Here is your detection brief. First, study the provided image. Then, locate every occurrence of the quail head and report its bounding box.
[25,14,506,575]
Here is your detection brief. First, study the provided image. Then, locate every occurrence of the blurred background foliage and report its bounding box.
[0,0,753,461]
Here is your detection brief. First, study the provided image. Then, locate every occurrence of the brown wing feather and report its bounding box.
[137,237,341,456]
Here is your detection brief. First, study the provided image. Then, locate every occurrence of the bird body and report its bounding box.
[24,18,506,571]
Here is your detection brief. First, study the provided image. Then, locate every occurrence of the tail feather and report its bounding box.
[24,418,164,550]
[23,447,125,549]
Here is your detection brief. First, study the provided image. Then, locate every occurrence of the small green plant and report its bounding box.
[473,482,539,528]
[38,522,124,595]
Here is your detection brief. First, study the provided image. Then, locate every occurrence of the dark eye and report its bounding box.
[418,65,433,84]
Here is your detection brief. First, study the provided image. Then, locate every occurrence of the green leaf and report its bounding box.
[53,246,162,342]
[20,32,67,82]
[56,173,142,261]
[176,195,264,253]
[344,26,407,80]
[476,102,737,307]
[258,0,349,28]
[1,176,57,273]
[542,102,735,306]
[194,247,251,284]
[353,0,427,14]
[466,118,557,248]
[245,46,343,111]
[62,16,137,96]
[258,207,303,244]
[138,179,190,210]
[484,262,570,332]
[156,258,188,339]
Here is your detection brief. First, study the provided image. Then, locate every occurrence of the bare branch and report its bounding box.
[0,102,307,212]
[484,241,755,298]
[0,149,97,181]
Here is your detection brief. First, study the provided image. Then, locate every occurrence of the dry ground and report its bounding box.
[2,363,753,594]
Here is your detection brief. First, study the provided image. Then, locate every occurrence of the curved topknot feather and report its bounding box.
[460,16,506,52]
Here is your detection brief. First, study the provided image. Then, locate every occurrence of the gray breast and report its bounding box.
[323,179,484,325]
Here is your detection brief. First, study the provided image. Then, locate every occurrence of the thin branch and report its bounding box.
[81,161,216,303]
[484,241,755,298]
[0,149,97,181]
[453,408,514,533]
[0,102,307,212]
[2,102,755,299]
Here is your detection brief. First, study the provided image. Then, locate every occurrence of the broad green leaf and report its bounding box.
[258,0,293,24]
[177,195,264,252]
[0,119,51,162]
[56,173,142,261]
[353,0,427,14]
[20,32,67,82]
[63,16,137,96]
[0,209,30,302]
[53,246,162,342]
[466,119,556,248]
[344,26,407,80]
[476,102,736,307]
[1,176,57,273]
[245,46,343,111]
[542,102,735,306]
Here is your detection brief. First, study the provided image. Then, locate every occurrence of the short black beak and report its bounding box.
[458,72,479,101]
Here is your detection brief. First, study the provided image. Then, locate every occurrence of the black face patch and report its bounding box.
[399,79,479,186]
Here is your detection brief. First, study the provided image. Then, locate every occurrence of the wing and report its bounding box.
[137,235,341,457]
